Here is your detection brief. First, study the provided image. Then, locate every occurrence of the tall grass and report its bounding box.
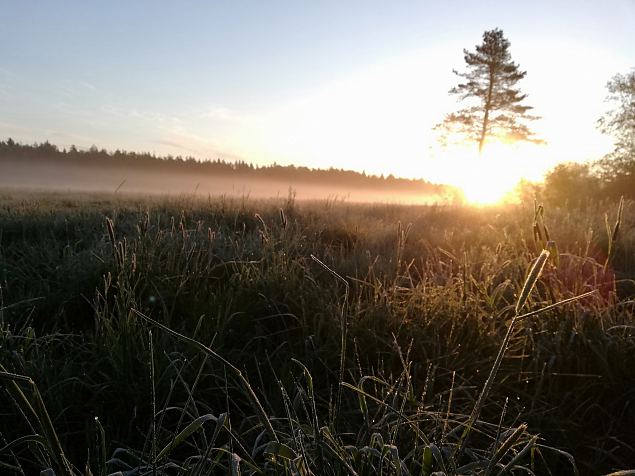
[0,191,633,474]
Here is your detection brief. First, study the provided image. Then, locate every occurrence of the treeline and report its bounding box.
[524,154,635,205]
[0,138,444,193]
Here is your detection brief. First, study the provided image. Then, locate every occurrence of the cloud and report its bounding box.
[154,132,244,162]
[47,130,99,145]
[0,121,32,135]
[202,106,249,122]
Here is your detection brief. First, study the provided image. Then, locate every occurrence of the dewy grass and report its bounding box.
[516,249,550,315]
[148,329,157,473]
[456,247,594,466]
[455,249,550,460]
[310,253,349,428]
[605,195,624,270]
[131,309,279,443]
[1,192,633,474]
[0,364,74,476]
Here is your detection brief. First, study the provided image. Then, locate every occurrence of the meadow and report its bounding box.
[0,190,634,475]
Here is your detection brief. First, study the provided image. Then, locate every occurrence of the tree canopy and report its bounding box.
[597,70,635,192]
[0,138,443,194]
[436,28,542,153]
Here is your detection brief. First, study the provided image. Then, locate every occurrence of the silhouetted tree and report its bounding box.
[436,28,541,153]
[37,140,58,154]
[597,70,635,197]
[544,162,600,205]
[0,138,444,194]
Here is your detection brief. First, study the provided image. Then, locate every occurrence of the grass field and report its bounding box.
[0,191,634,475]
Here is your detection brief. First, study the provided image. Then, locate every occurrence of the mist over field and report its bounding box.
[1,0,634,473]
[0,146,448,203]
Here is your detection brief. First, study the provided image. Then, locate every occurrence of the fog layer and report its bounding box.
[0,158,444,204]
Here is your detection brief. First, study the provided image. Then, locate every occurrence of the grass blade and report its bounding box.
[131,309,278,443]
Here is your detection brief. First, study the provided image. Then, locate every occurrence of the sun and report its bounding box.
[460,177,515,205]
[460,144,524,204]
[429,140,547,205]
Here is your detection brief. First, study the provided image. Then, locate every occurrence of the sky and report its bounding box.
[1,0,633,187]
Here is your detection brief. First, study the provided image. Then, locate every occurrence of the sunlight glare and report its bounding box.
[428,141,549,205]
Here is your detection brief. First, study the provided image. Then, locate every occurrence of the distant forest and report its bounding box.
[0,139,444,194]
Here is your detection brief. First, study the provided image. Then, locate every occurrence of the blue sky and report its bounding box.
[1,0,633,182]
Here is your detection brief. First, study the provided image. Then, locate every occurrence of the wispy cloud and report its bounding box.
[201,106,258,124]
[154,132,244,162]
[0,84,9,101]
[99,104,257,162]
[76,80,98,92]
[154,138,201,155]
[0,121,100,148]
[0,121,33,136]
[46,130,99,146]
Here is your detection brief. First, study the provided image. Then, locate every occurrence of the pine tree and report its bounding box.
[436,28,541,153]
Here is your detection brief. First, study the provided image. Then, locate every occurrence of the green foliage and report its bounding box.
[598,70,635,162]
[596,70,635,199]
[544,162,601,205]
[518,70,635,205]
[539,160,633,205]
[0,192,634,475]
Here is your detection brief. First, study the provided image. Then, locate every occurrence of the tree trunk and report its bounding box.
[479,70,495,154]
[478,111,489,154]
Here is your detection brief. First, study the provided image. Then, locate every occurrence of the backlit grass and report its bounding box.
[0,191,634,474]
